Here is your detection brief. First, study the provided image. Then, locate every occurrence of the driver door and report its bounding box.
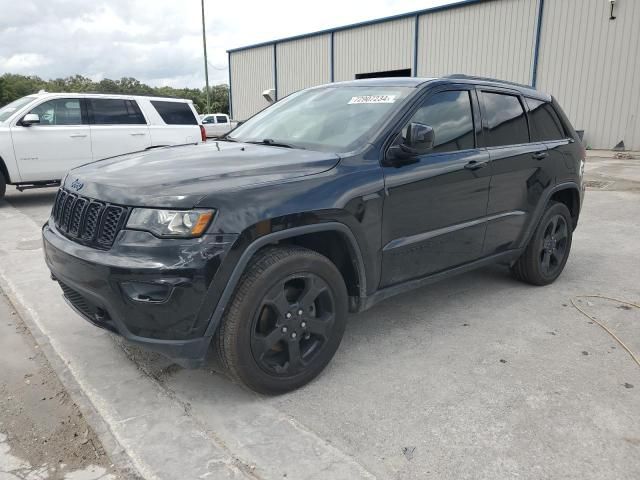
[11,97,92,182]
[380,87,491,287]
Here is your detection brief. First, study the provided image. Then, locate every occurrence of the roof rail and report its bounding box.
[444,74,535,90]
[80,91,185,99]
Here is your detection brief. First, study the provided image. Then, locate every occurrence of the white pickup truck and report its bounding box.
[200,113,237,138]
[0,92,205,199]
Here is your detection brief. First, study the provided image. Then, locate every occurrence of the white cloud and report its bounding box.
[2,53,51,70]
[0,0,452,88]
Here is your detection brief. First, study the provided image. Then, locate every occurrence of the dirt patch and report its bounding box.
[0,292,119,479]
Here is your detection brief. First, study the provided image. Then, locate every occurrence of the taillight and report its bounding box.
[199,125,206,142]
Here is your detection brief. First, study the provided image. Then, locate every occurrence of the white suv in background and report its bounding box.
[0,92,206,199]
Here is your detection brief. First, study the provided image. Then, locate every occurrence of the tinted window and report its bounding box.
[89,99,145,125]
[526,97,566,141]
[151,101,197,125]
[30,99,83,125]
[403,90,475,153]
[481,92,529,147]
[215,115,228,123]
[201,116,214,124]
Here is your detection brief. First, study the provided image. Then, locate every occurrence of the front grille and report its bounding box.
[52,189,129,249]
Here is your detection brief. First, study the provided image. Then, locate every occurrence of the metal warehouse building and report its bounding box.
[227,0,640,150]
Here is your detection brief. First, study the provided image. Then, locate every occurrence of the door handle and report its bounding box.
[69,134,87,138]
[464,160,489,170]
[130,132,146,136]
[532,151,548,160]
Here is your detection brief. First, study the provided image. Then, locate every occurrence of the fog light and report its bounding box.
[120,282,173,303]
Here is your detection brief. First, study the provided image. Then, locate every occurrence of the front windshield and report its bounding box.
[227,86,412,152]
[0,96,37,123]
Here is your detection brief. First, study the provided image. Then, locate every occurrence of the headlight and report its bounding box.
[126,209,215,238]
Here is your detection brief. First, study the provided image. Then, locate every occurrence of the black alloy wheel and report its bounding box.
[251,273,336,376]
[539,213,569,277]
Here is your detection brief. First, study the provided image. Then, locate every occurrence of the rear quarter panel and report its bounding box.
[138,98,202,147]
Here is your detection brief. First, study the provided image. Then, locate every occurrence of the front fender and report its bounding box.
[202,221,367,337]
[0,134,20,183]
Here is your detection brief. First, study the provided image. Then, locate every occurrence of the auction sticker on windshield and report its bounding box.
[348,95,396,104]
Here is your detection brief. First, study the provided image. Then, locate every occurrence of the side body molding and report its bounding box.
[204,222,367,337]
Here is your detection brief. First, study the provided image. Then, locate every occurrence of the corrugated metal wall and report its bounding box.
[417,0,538,85]
[333,18,415,81]
[276,35,331,98]
[229,45,274,121]
[536,0,640,150]
[229,0,640,149]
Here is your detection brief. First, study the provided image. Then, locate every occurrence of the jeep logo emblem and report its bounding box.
[70,178,84,191]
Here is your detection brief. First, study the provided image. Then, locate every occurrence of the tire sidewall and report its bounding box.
[0,174,5,200]
[228,252,348,393]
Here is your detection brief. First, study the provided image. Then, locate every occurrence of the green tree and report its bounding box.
[0,73,230,116]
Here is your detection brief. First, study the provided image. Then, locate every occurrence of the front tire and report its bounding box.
[215,246,348,394]
[0,174,6,200]
[511,201,573,286]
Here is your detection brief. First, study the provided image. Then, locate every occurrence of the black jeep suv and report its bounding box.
[43,76,585,394]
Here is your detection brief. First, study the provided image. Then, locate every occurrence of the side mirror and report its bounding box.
[387,123,434,164]
[21,113,40,126]
[402,123,434,155]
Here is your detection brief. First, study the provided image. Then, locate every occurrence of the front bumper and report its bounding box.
[42,221,237,368]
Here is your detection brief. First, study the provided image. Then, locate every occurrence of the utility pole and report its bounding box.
[201,0,210,114]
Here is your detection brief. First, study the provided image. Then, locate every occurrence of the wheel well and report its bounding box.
[550,188,580,229]
[276,231,361,300]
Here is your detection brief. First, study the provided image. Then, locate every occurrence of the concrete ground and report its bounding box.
[0,156,638,479]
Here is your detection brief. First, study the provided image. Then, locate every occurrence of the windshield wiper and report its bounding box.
[246,138,305,149]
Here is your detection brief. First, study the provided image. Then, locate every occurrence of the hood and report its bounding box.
[64,141,340,208]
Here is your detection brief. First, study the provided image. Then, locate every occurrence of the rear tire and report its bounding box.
[511,201,573,286]
[215,246,348,394]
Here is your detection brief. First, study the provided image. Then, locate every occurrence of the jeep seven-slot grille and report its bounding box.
[52,189,129,249]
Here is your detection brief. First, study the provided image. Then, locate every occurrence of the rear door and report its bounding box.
[87,98,151,160]
[10,97,92,181]
[479,89,550,255]
[380,86,490,287]
[525,97,577,183]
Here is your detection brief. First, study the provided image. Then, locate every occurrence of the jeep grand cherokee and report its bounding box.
[43,76,585,394]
